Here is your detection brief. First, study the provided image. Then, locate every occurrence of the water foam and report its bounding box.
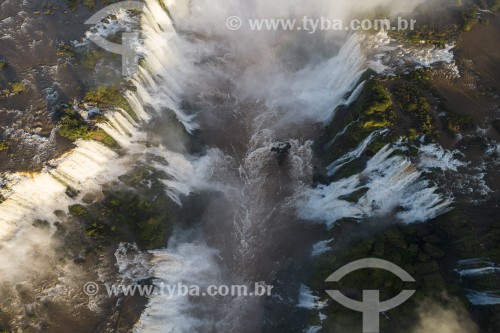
[300,144,453,227]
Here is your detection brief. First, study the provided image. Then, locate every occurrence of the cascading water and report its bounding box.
[0,2,211,329]
[0,0,476,332]
[125,1,457,332]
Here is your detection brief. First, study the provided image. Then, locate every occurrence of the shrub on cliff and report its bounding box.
[84,86,135,119]
[55,106,117,147]
[56,108,93,141]
[0,141,9,152]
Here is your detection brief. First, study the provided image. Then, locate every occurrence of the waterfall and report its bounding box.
[326,128,388,176]
[133,240,222,332]
[129,0,457,332]
[300,144,454,227]
[131,1,371,332]
[0,0,205,287]
[0,0,466,332]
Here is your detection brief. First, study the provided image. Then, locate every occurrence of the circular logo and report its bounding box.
[83,282,100,296]
[226,16,243,31]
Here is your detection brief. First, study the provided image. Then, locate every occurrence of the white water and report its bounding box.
[326,128,388,176]
[456,258,500,305]
[0,3,215,329]
[301,144,453,227]
[363,30,459,77]
[125,0,466,331]
[311,239,333,256]
[417,143,493,204]
[115,242,152,283]
[133,239,221,332]
[418,144,467,172]
[465,290,500,306]
[1,0,477,331]
[323,120,358,150]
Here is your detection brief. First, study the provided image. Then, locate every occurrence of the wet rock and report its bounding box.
[65,186,79,198]
[312,165,329,185]
[39,297,49,307]
[493,119,500,135]
[271,142,291,166]
[24,303,36,317]
[32,219,50,229]
[73,255,86,264]
[53,210,66,219]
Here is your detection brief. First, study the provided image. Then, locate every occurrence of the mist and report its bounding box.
[0,0,463,332]
[156,0,430,127]
[411,298,479,333]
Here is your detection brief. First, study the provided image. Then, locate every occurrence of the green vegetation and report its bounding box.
[0,60,7,70]
[403,67,432,83]
[69,204,90,217]
[66,188,172,249]
[460,6,478,32]
[90,128,117,146]
[83,0,96,9]
[9,82,24,94]
[66,0,122,11]
[55,85,134,146]
[158,0,172,17]
[391,26,454,48]
[308,219,471,332]
[56,163,177,251]
[158,0,168,12]
[485,0,500,10]
[81,49,105,68]
[391,83,439,140]
[388,0,500,47]
[446,113,473,134]
[0,141,9,152]
[104,191,167,248]
[84,85,135,119]
[56,107,94,141]
[320,79,396,167]
[1,82,25,98]
[65,186,80,198]
[55,106,117,147]
[57,43,77,59]
[66,0,94,10]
